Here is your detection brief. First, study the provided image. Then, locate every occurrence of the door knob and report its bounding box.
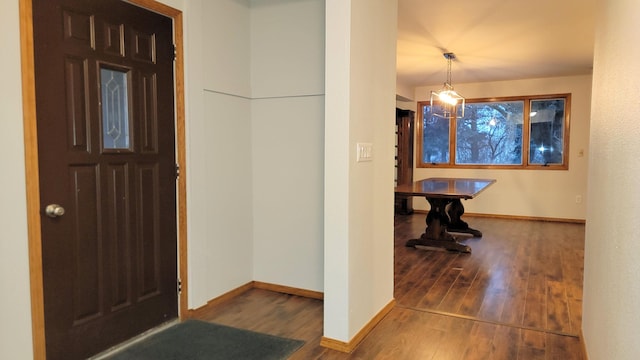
[45,204,65,218]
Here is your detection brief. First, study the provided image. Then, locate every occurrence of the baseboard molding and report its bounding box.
[188,281,324,318]
[187,281,255,318]
[410,209,586,224]
[253,281,324,300]
[320,299,396,353]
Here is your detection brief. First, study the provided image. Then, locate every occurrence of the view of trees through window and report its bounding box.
[421,107,450,163]
[529,99,566,165]
[455,101,523,165]
[417,94,570,169]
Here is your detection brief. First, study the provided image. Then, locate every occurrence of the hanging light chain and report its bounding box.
[444,52,455,86]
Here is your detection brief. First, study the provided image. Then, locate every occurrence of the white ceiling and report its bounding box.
[396,0,597,91]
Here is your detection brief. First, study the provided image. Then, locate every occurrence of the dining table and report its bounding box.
[394,177,496,253]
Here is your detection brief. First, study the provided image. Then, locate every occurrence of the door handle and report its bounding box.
[45,204,65,218]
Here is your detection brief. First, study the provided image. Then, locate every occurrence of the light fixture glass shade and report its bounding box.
[429,53,465,119]
[430,83,465,118]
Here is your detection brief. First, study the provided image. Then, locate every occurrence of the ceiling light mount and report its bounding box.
[443,52,456,62]
[430,52,465,118]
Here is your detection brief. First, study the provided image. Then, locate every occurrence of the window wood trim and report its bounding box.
[416,93,571,170]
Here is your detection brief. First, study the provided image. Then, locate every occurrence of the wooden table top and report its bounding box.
[394,177,496,199]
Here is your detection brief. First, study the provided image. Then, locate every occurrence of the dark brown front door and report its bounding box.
[32,0,178,358]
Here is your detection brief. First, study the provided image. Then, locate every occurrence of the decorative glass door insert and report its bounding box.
[101,67,131,150]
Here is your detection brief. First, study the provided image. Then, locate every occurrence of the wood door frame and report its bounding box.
[19,1,188,358]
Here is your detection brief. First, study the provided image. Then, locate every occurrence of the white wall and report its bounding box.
[347,0,396,338]
[0,1,33,359]
[583,0,640,358]
[324,0,396,342]
[324,0,352,341]
[396,82,414,103]
[186,0,254,307]
[186,0,327,305]
[250,0,325,292]
[250,0,325,99]
[412,75,592,221]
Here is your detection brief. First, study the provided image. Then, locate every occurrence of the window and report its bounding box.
[417,94,570,169]
[100,67,132,150]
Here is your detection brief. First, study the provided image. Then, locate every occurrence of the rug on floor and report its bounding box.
[104,320,304,360]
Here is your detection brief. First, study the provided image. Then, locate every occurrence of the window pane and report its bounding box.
[422,105,450,164]
[455,101,524,165]
[529,99,565,165]
[101,67,130,150]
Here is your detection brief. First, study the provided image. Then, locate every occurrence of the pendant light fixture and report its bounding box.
[430,52,465,118]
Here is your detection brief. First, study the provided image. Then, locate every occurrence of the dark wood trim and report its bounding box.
[20,1,187,357]
[394,108,414,215]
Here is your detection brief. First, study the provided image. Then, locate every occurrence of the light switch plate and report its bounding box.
[356,143,373,162]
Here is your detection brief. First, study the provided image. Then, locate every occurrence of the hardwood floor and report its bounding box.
[193,214,586,359]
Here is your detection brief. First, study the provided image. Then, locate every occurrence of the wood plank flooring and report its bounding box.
[193,214,586,359]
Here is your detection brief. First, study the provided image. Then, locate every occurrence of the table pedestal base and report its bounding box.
[446,199,483,237]
[405,198,479,253]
